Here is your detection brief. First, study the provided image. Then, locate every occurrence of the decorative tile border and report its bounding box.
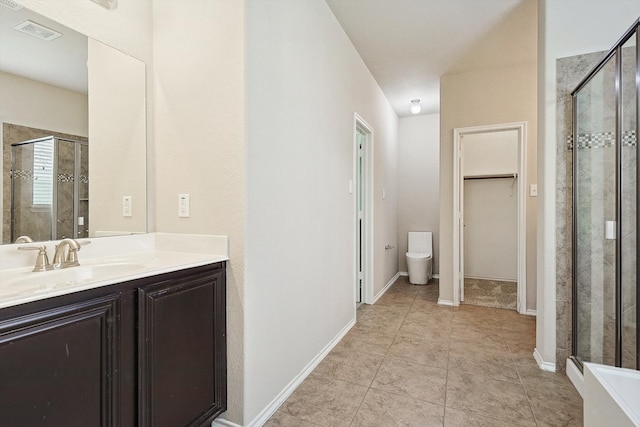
[58,173,74,183]
[623,129,637,146]
[11,170,89,184]
[566,130,637,150]
[11,169,34,180]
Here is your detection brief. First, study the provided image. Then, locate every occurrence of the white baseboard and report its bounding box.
[566,358,584,398]
[232,318,356,427]
[525,309,537,316]
[533,348,556,372]
[437,298,454,306]
[371,272,400,304]
[212,418,242,427]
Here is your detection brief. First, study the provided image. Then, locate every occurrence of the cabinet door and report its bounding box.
[0,294,120,427]
[138,268,226,427]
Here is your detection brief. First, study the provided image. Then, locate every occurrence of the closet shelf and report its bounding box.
[463,173,517,180]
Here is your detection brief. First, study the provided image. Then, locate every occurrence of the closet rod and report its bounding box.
[463,173,517,180]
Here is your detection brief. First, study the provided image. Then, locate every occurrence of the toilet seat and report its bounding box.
[406,251,430,260]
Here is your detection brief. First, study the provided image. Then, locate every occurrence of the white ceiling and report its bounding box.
[0,4,87,94]
[0,1,526,111]
[326,0,525,117]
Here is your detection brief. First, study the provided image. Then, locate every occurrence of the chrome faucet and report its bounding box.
[17,239,91,272]
[18,245,53,272]
[14,235,34,243]
[52,238,85,269]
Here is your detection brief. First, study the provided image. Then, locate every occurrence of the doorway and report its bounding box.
[354,114,373,305]
[453,122,527,313]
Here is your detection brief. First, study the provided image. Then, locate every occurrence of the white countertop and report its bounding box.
[0,233,228,310]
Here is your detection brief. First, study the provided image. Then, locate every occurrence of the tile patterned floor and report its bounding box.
[264,276,583,427]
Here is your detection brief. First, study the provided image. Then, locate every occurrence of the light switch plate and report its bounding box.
[530,184,538,197]
[123,196,132,217]
[178,194,190,218]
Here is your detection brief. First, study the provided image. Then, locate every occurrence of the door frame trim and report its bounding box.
[453,121,527,313]
[353,113,374,305]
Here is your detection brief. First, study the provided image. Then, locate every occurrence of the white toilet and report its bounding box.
[406,231,433,285]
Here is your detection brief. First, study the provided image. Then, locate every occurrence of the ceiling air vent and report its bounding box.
[14,20,62,42]
[90,0,118,11]
[0,0,23,11]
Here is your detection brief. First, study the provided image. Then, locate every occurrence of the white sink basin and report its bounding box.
[0,263,146,298]
[0,240,227,310]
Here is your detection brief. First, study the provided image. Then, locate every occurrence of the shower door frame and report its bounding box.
[10,136,56,243]
[571,18,640,371]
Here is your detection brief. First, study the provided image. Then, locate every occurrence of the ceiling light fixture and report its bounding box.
[410,99,421,115]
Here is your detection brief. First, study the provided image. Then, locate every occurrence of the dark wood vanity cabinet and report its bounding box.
[0,263,226,427]
[0,293,123,426]
[138,266,227,427]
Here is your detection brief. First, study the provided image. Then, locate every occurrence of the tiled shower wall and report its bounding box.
[556,48,637,370]
[556,51,605,371]
[2,123,88,244]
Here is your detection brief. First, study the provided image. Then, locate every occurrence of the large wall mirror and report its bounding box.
[0,4,147,245]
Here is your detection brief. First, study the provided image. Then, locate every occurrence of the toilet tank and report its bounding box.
[408,232,432,256]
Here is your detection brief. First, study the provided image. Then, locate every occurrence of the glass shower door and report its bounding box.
[573,54,618,366]
[56,138,76,239]
[10,137,54,242]
[573,20,639,371]
[11,137,89,243]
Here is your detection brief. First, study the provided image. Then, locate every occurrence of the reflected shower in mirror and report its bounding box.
[8,125,89,243]
[0,4,147,245]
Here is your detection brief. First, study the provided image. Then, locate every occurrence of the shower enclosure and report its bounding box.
[11,136,89,242]
[572,19,639,371]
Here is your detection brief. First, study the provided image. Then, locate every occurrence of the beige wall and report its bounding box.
[462,130,519,177]
[440,62,538,309]
[154,2,399,424]
[0,71,88,138]
[398,114,440,274]
[152,1,246,423]
[88,39,146,237]
[439,0,537,310]
[244,1,398,423]
[464,179,518,281]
